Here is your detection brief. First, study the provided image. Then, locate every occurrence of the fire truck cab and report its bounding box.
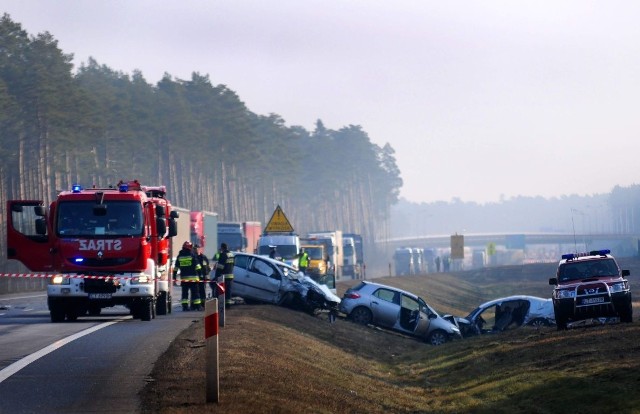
[6,180,178,322]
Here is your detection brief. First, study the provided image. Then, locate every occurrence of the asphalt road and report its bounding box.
[0,289,198,413]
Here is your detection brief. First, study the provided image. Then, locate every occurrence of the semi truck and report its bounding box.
[257,233,301,268]
[394,247,414,276]
[190,210,218,259]
[243,221,261,254]
[300,243,327,277]
[343,232,365,278]
[342,236,360,279]
[217,222,247,252]
[172,206,192,256]
[307,230,343,279]
[299,243,336,292]
[6,180,178,322]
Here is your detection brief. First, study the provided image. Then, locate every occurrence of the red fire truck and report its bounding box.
[6,180,178,322]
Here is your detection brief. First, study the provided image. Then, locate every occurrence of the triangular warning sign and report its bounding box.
[264,205,294,233]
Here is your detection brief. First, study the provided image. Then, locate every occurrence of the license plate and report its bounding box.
[582,297,605,305]
[89,293,112,300]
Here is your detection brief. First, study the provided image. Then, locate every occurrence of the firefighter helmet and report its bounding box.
[182,241,193,250]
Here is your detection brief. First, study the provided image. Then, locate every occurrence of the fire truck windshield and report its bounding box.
[57,201,143,237]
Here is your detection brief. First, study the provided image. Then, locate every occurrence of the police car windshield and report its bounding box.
[57,201,143,237]
[558,258,618,282]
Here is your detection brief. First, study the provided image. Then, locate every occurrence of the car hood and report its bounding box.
[556,275,623,288]
[286,273,341,305]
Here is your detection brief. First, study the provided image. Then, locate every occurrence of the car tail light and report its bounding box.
[343,292,361,299]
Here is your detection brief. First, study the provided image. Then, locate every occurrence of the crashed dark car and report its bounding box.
[445,295,555,337]
[231,252,340,313]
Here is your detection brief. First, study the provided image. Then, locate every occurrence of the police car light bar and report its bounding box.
[561,249,611,260]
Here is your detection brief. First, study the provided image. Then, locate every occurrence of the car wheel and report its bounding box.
[528,318,548,328]
[619,301,633,323]
[426,329,447,346]
[278,292,295,307]
[350,307,372,325]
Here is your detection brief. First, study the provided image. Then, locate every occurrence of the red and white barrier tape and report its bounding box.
[0,273,212,282]
[0,273,130,280]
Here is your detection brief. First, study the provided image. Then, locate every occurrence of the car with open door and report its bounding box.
[339,281,461,345]
[232,252,340,314]
[445,295,555,337]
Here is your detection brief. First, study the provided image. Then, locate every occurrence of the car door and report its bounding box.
[6,200,54,271]
[396,294,425,335]
[231,253,251,297]
[370,287,400,328]
[242,257,282,302]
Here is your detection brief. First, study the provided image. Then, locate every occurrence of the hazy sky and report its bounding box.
[3,1,640,204]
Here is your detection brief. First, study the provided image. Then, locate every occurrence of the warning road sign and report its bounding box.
[264,205,294,233]
[450,234,464,259]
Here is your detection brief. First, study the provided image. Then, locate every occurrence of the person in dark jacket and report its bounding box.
[195,244,211,304]
[214,243,235,306]
[173,241,202,311]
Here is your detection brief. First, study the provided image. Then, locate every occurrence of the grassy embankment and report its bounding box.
[141,258,640,413]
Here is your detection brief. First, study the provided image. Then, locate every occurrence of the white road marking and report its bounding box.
[0,293,47,301]
[0,317,130,383]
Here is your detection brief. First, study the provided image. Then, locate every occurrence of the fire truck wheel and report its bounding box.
[66,307,79,322]
[156,292,168,315]
[88,303,102,316]
[50,304,65,323]
[141,299,153,321]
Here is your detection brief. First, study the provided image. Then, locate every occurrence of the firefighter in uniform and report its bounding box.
[210,248,221,297]
[297,247,310,274]
[195,244,211,303]
[215,243,235,306]
[173,241,202,311]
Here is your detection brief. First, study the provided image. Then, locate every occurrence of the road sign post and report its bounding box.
[205,298,219,403]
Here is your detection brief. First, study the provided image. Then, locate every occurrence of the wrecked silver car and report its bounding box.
[232,252,340,313]
[445,295,555,337]
[340,281,461,345]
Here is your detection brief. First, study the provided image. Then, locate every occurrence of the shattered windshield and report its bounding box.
[57,201,143,237]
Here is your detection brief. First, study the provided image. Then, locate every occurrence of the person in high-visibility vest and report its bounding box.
[195,244,211,303]
[173,241,202,311]
[214,243,235,306]
[297,248,310,274]
[210,249,221,297]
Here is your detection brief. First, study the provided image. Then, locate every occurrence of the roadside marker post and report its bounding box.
[216,282,225,327]
[205,298,220,403]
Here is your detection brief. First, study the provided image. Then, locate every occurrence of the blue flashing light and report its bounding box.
[72,184,82,193]
[74,257,84,263]
[562,249,611,261]
[119,183,129,192]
